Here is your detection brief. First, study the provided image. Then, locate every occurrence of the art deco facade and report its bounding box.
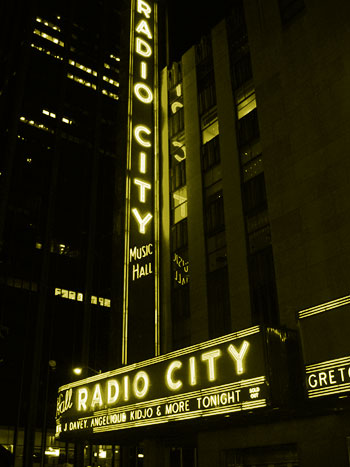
[159,0,350,465]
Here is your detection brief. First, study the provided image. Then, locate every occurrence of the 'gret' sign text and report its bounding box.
[55,327,269,438]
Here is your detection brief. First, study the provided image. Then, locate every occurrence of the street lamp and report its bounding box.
[72,366,101,376]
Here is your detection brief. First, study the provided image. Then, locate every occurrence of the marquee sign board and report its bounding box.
[55,326,270,439]
[298,295,350,398]
[122,0,160,364]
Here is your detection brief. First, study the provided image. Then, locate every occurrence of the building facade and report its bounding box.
[159,0,350,465]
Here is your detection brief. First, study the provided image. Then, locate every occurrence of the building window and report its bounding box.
[242,172,267,215]
[171,160,186,191]
[248,246,279,326]
[205,191,225,236]
[235,84,256,120]
[198,81,216,116]
[231,53,252,89]
[171,219,188,251]
[207,267,231,338]
[278,0,305,25]
[238,108,259,147]
[169,107,184,137]
[202,135,220,171]
[172,186,188,224]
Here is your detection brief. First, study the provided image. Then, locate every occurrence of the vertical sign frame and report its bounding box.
[123,0,159,365]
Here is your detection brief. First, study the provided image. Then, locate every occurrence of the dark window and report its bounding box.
[238,108,259,147]
[171,161,186,191]
[242,172,267,214]
[232,53,252,89]
[248,246,279,326]
[207,267,231,338]
[169,107,184,137]
[278,0,305,25]
[171,219,188,250]
[198,81,216,115]
[205,191,225,236]
[202,135,220,171]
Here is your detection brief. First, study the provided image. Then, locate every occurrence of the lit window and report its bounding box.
[103,76,119,87]
[30,43,63,60]
[69,59,98,76]
[36,16,61,32]
[33,29,64,47]
[202,119,219,145]
[235,84,257,120]
[67,73,97,90]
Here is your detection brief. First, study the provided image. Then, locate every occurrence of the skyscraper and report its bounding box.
[0,0,123,464]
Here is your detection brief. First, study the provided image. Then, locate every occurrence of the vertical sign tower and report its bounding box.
[123,0,159,364]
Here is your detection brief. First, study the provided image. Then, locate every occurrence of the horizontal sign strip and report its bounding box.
[59,326,261,391]
[93,376,266,417]
[306,355,350,373]
[298,295,350,320]
[308,382,350,398]
[57,378,267,435]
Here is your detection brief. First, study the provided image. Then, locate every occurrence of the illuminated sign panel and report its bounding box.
[55,327,269,438]
[123,0,159,364]
[298,295,350,398]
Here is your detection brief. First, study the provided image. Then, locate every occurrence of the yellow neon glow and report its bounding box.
[134,82,153,103]
[135,37,152,57]
[107,379,120,404]
[134,125,152,147]
[306,355,350,373]
[124,376,130,401]
[78,388,88,410]
[131,208,152,234]
[59,327,262,393]
[91,384,103,409]
[137,0,152,18]
[153,1,160,357]
[74,378,267,434]
[134,178,151,202]
[171,101,183,114]
[298,294,350,319]
[141,61,147,79]
[166,360,183,390]
[189,356,197,386]
[136,19,153,39]
[140,152,146,173]
[133,371,150,398]
[227,341,249,374]
[201,350,221,381]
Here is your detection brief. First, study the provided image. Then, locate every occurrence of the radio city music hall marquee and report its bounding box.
[122,0,160,364]
[55,327,270,438]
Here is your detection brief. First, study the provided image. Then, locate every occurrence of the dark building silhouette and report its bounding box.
[0,0,124,464]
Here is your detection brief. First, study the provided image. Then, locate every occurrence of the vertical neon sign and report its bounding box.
[123,0,159,365]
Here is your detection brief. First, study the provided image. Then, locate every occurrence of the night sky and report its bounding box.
[167,0,233,62]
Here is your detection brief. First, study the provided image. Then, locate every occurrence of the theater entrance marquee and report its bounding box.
[55,326,290,439]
